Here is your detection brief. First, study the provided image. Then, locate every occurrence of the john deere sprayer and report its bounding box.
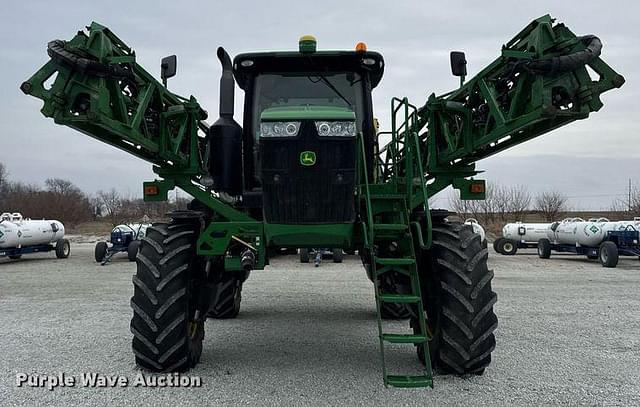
[22,15,623,387]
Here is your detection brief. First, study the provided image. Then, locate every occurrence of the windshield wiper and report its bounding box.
[308,75,352,108]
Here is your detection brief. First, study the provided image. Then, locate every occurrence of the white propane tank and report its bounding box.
[546,217,628,247]
[0,212,65,248]
[464,218,486,242]
[502,222,551,243]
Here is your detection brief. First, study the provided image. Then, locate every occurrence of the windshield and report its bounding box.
[252,72,364,136]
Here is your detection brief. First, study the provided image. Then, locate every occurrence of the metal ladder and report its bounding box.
[358,107,433,387]
[369,193,433,388]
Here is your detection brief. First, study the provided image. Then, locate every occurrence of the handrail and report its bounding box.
[357,132,375,248]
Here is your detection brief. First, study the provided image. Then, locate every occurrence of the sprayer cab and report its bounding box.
[210,42,385,226]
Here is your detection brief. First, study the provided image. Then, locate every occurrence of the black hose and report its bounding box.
[525,35,602,74]
[47,40,134,79]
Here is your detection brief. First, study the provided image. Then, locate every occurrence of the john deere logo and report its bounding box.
[300,151,316,166]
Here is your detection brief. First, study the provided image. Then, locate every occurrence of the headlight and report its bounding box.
[315,121,356,137]
[260,121,301,137]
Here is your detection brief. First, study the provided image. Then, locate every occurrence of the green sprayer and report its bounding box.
[22,15,624,387]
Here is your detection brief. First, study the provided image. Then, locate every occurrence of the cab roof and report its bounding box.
[232,50,384,91]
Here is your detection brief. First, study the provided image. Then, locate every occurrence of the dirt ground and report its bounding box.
[0,244,639,406]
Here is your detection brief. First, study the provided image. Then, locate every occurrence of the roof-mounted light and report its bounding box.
[299,35,317,53]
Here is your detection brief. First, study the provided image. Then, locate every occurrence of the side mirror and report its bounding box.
[161,55,177,86]
[450,51,467,77]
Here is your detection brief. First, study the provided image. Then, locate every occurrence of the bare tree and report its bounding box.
[507,185,532,221]
[97,189,124,226]
[0,162,7,193]
[535,190,568,221]
[611,185,640,217]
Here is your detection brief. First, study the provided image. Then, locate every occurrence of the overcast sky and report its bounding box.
[0,0,637,210]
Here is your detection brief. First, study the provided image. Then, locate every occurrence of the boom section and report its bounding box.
[379,15,625,199]
[21,22,208,176]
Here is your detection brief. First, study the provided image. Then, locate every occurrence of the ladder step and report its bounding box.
[382,333,427,344]
[376,257,415,266]
[369,194,406,200]
[379,294,420,303]
[386,375,433,388]
[373,223,408,232]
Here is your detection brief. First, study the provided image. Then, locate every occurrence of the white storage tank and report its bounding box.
[546,217,630,247]
[502,222,551,243]
[0,212,65,249]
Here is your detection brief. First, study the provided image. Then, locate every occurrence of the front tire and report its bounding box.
[55,239,70,259]
[492,238,505,255]
[416,221,497,375]
[332,248,343,263]
[599,241,619,268]
[128,240,141,262]
[300,248,310,263]
[95,242,107,262]
[499,239,518,255]
[130,222,204,372]
[538,238,551,259]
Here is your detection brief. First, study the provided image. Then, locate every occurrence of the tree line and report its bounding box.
[450,182,640,226]
[0,162,187,227]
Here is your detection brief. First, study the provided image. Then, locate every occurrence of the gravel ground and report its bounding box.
[1,243,639,406]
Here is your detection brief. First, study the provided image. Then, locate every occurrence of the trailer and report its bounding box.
[538,224,640,268]
[493,222,551,255]
[94,223,149,265]
[0,213,70,260]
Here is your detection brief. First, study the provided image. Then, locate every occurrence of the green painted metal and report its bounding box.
[261,105,356,120]
[22,15,624,389]
[377,14,624,205]
[264,223,353,248]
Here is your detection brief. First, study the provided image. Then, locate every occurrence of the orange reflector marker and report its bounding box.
[470,183,485,194]
[144,185,159,196]
[355,42,367,52]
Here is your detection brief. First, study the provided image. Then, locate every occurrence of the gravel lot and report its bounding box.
[1,243,639,406]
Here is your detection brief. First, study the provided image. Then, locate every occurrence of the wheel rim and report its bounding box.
[64,243,70,256]
[601,249,608,262]
[504,242,513,252]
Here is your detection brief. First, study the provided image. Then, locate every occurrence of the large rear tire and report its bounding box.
[207,273,246,319]
[379,272,413,320]
[416,221,497,375]
[130,222,204,372]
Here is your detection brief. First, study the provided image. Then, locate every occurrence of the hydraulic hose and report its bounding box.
[525,35,602,74]
[47,40,134,79]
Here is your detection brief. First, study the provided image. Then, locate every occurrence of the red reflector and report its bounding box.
[144,185,159,195]
[470,183,485,193]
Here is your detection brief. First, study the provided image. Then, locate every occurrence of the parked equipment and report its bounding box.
[95,223,149,265]
[464,218,486,243]
[538,218,640,267]
[23,15,624,387]
[494,222,551,255]
[0,213,69,259]
[299,248,343,266]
